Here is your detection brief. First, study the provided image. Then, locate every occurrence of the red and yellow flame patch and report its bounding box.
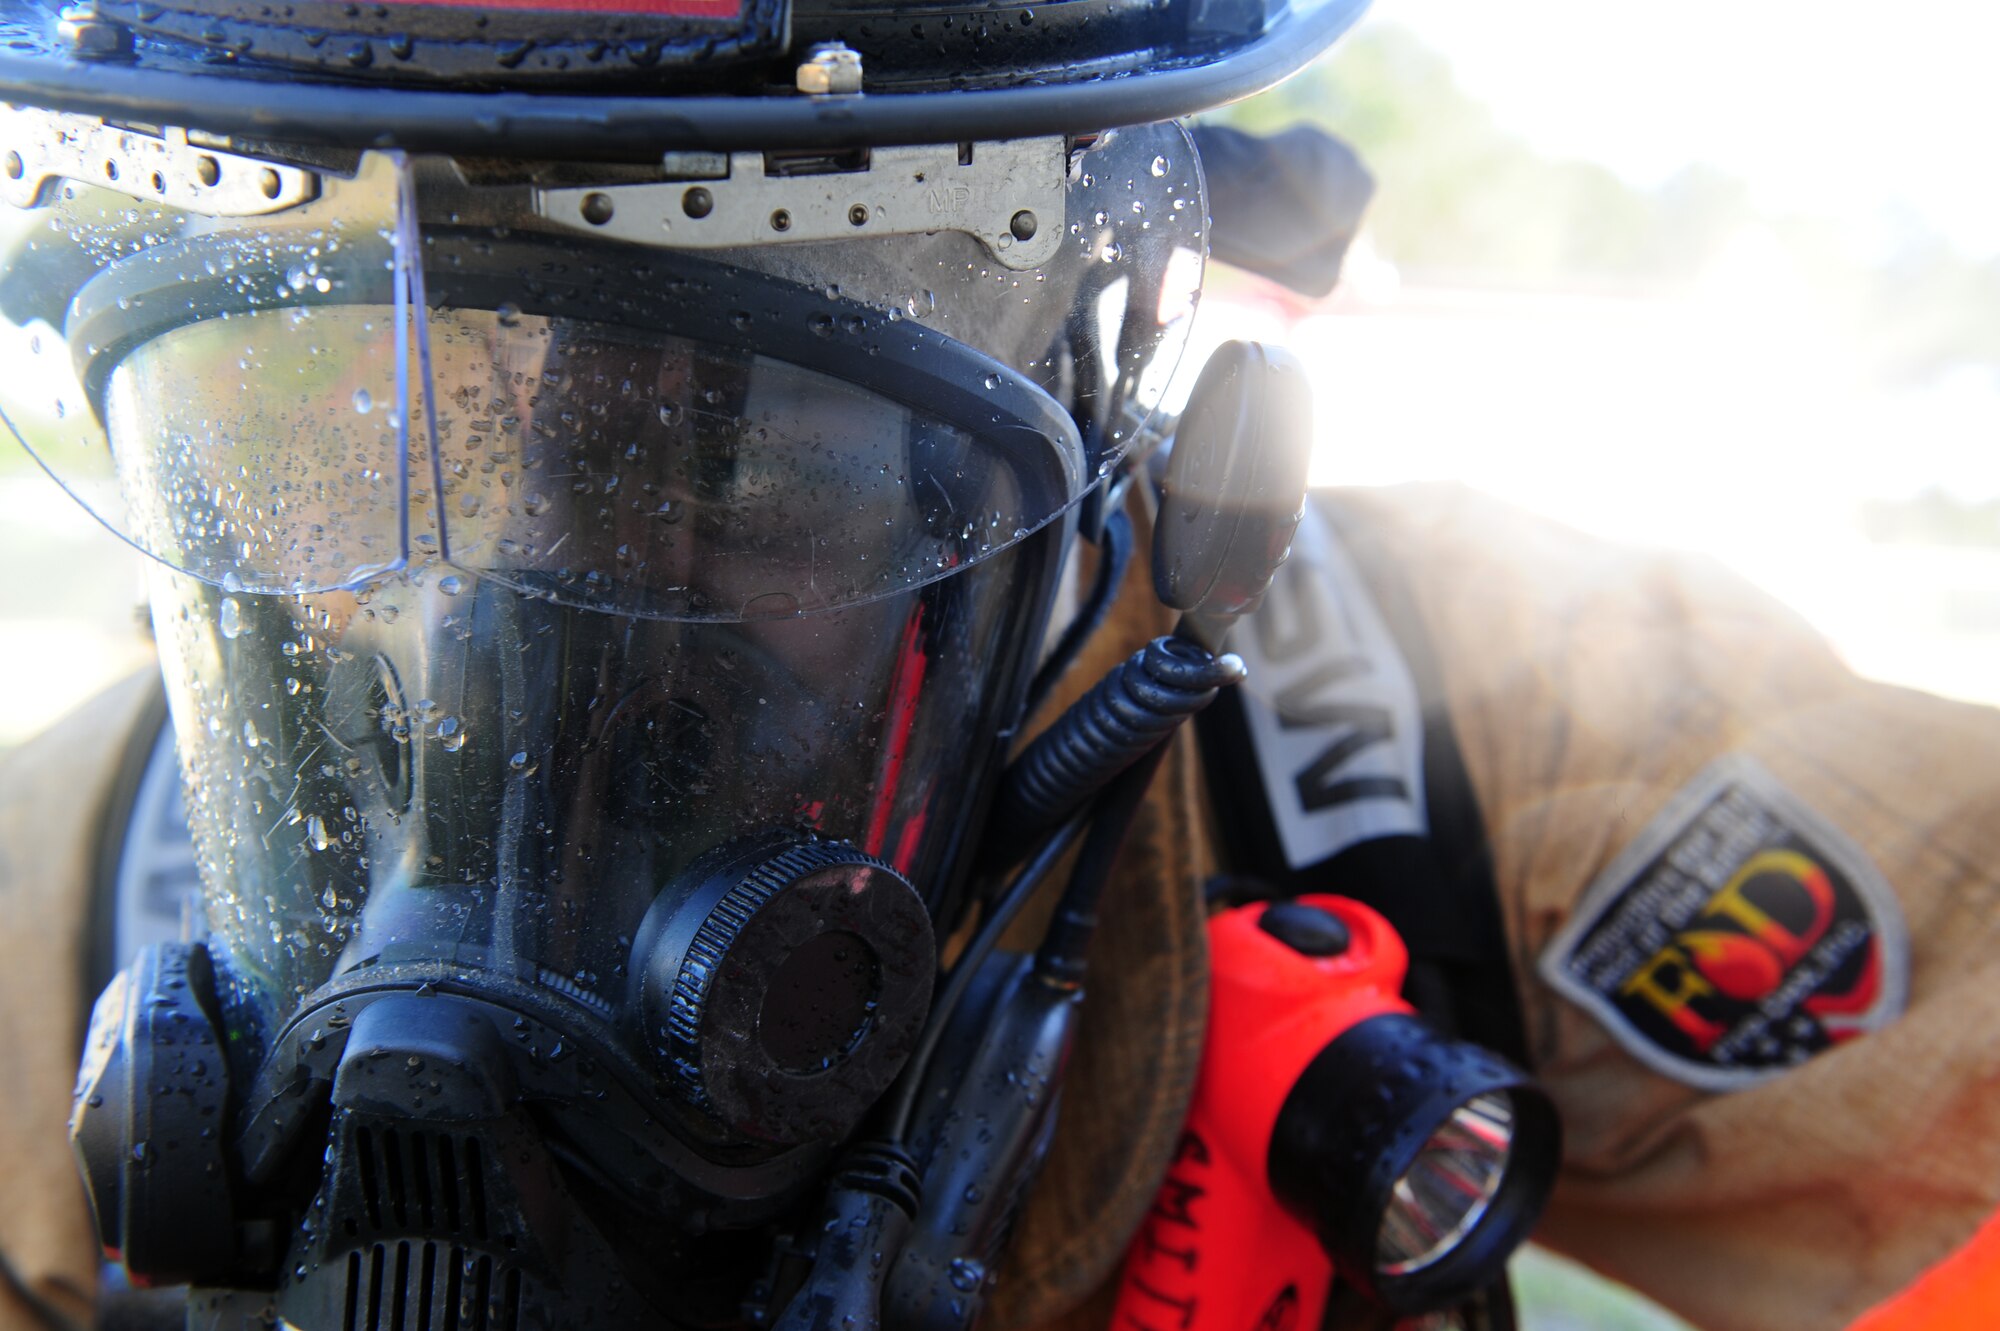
[1540,757,1907,1091]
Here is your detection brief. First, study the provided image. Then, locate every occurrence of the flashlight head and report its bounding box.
[1376,1090,1516,1277]
[1268,1012,1560,1315]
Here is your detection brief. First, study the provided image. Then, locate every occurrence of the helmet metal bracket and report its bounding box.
[535,137,1067,271]
[0,105,317,215]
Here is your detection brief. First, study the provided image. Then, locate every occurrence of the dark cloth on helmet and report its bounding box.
[1192,125,1376,299]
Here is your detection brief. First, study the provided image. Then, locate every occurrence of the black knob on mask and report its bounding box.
[634,838,936,1146]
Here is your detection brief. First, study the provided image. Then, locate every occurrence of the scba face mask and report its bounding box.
[0,0,1366,1324]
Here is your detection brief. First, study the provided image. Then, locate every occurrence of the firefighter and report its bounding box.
[1,0,1995,1327]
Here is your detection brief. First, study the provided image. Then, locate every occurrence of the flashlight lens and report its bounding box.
[1375,1092,1516,1277]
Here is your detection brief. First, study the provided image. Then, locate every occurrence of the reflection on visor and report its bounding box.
[0,122,1205,620]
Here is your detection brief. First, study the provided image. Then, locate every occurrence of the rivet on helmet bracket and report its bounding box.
[55,3,133,61]
[796,42,864,96]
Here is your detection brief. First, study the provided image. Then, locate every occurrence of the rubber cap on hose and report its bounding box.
[636,838,935,1146]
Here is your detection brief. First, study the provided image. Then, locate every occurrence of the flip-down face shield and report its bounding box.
[4,112,1205,1162]
[6,120,1203,606]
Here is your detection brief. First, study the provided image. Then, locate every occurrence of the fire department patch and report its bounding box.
[1537,755,1907,1091]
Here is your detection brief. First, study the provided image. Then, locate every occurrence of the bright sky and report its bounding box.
[1179,2,2000,705]
[1185,280,2000,706]
[1382,0,2000,258]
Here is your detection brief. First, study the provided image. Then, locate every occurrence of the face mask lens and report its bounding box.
[1375,1092,1516,1277]
[138,310,1076,1077]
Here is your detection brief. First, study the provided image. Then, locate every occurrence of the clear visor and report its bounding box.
[0,115,1206,620]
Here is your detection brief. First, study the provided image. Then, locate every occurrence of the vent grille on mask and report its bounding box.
[342,1241,522,1331]
[351,1127,488,1240]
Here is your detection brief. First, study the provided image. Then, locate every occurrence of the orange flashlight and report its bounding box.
[1114,895,1558,1328]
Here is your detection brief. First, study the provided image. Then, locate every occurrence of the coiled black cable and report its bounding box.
[987,635,1244,858]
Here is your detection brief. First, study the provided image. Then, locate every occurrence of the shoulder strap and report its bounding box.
[1197,493,1527,1062]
